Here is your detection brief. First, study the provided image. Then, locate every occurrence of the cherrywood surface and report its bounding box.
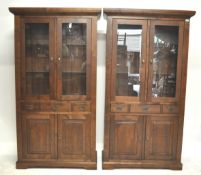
[103,8,195,170]
[11,8,100,169]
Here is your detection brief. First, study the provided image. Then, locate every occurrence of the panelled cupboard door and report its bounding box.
[58,114,91,160]
[147,20,184,102]
[57,18,91,101]
[22,114,56,159]
[145,116,178,160]
[21,17,56,100]
[110,115,144,160]
[111,19,147,102]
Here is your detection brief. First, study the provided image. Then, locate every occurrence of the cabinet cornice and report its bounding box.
[104,8,195,19]
[9,7,101,16]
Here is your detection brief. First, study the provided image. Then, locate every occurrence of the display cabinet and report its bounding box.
[9,8,101,169]
[103,8,195,169]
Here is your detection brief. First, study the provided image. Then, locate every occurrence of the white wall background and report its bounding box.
[0,0,201,174]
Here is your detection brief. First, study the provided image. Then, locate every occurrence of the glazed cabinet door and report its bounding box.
[58,114,91,160]
[145,116,178,160]
[22,114,56,159]
[21,18,55,100]
[57,18,91,100]
[110,115,144,160]
[111,19,147,102]
[147,20,184,102]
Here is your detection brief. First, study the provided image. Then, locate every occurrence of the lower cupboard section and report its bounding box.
[107,114,178,162]
[58,115,91,160]
[21,114,56,160]
[110,115,144,160]
[21,113,92,163]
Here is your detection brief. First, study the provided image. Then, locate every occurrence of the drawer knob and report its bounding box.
[116,106,123,110]
[25,104,34,110]
[142,106,149,111]
[168,106,174,112]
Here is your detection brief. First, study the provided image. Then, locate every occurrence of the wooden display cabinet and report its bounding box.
[103,8,195,169]
[9,8,101,169]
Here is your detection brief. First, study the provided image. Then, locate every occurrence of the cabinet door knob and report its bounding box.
[50,57,54,61]
[150,59,153,64]
[142,59,145,64]
[58,57,61,61]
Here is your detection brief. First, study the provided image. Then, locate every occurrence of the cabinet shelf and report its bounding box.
[64,43,86,46]
[26,71,49,73]
[62,72,86,73]
[62,57,85,59]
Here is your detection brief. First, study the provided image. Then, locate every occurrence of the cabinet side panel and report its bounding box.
[15,15,23,160]
[177,20,190,161]
[90,17,97,161]
[103,17,113,161]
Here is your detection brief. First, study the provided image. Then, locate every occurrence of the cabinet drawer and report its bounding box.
[130,104,161,113]
[111,103,129,112]
[21,103,40,111]
[71,102,90,112]
[22,102,59,112]
[56,102,71,112]
[163,105,179,114]
[40,102,53,111]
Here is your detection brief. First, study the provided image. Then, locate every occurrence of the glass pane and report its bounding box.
[152,26,179,98]
[116,24,142,96]
[62,23,86,95]
[25,23,50,95]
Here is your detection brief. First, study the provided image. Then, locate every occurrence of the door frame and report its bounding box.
[56,17,92,101]
[21,17,56,100]
[147,20,184,103]
[110,19,148,103]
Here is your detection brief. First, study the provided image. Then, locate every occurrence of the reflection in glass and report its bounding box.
[25,23,50,95]
[62,23,86,95]
[116,25,142,96]
[152,26,179,98]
